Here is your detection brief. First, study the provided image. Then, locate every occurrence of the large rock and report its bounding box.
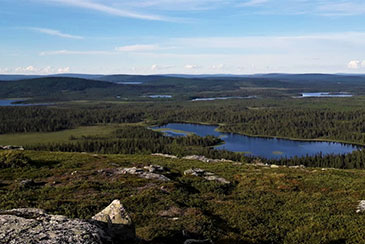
[0,200,135,244]
[0,208,110,244]
[92,200,135,242]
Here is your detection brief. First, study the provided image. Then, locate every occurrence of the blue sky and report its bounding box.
[1,0,365,74]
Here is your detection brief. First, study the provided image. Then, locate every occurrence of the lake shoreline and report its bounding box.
[152,121,365,147]
[151,122,362,159]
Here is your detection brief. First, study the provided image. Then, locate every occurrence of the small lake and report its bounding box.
[117,82,143,85]
[149,95,172,98]
[192,96,256,101]
[0,99,52,107]
[153,123,360,159]
[301,92,353,98]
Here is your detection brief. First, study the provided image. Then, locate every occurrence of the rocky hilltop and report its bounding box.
[0,200,135,244]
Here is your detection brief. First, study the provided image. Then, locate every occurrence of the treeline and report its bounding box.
[261,149,365,169]
[2,101,365,145]
[0,107,144,134]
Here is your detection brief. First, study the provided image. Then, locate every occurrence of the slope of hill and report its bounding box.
[1,150,365,243]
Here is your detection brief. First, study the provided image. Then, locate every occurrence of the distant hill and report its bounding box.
[1,73,365,101]
[0,77,116,100]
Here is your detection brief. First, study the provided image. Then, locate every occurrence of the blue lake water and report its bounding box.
[0,99,51,106]
[192,96,256,101]
[153,123,360,159]
[301,92,353,98]
[149,95,172,98]
[117,82,143,85]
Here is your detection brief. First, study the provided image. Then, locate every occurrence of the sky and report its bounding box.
[1,0,365,75]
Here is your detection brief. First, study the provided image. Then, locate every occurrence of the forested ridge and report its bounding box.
[2,102,365,144]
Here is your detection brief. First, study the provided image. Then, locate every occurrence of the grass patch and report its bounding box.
[0,125,118,146]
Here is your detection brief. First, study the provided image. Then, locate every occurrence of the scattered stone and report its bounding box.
[158,206,183,217]
[356,200,365,213]
[18,179,36,188]
[184,239,214,244]
[119,165,171,182]
[151,153,177,159]
[183,155,224,163]
[71,171,78,176]
[270,164,280,169]
[0,145,24,151]
[184,168,230,184]
[144,164,166,173]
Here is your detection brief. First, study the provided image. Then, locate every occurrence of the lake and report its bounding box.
[149,95,172,98]
[152,123,360,159]
[301,92,353,98]
[192,96,256,101]
[0,99,52,107]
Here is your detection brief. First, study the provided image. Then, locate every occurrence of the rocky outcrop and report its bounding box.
[356,200,365,213]
[0,145,24,150]
[151,153,178,159]
[184,239,213,244]
[0,200,135,244]
[92,200,135,242]
[183,155,233,163]
[119,165,171,182]
[184,168,230,184]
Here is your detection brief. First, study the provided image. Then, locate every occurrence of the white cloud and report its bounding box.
[239,0,269,7]
[348,60,361,69]
[46,0,168,21]
[362,61,365,68]
[184,64,201,69]
[116,44,160,52]
[1,66,72,74]
[57,67,71,73]
[25,65,35,72]
[211,64,225,70]
[151,64,175,71]
[40,50,114,56]
[318,2,365,16]
[28,27,83,39]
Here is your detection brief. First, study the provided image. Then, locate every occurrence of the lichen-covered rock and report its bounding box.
[151,153,177,159]
[184,168,230,184]
[183,155,232,163]
[356,200,365,213]
[0,208,110,244]
[184,239,213,244]
[0,200,136,244]
[119,166,171,181]
[18,179,36,188]
[92,200,135,242]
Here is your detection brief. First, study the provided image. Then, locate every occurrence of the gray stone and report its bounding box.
[0,208,110,244]
[151,153,177,159]
[92,200,135,242]
[356,200,365,213]
[184,239,213,244]
[184,168,230,184]
[19,179,35,188]
[0,200,136,244]
[119,165,171,182]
